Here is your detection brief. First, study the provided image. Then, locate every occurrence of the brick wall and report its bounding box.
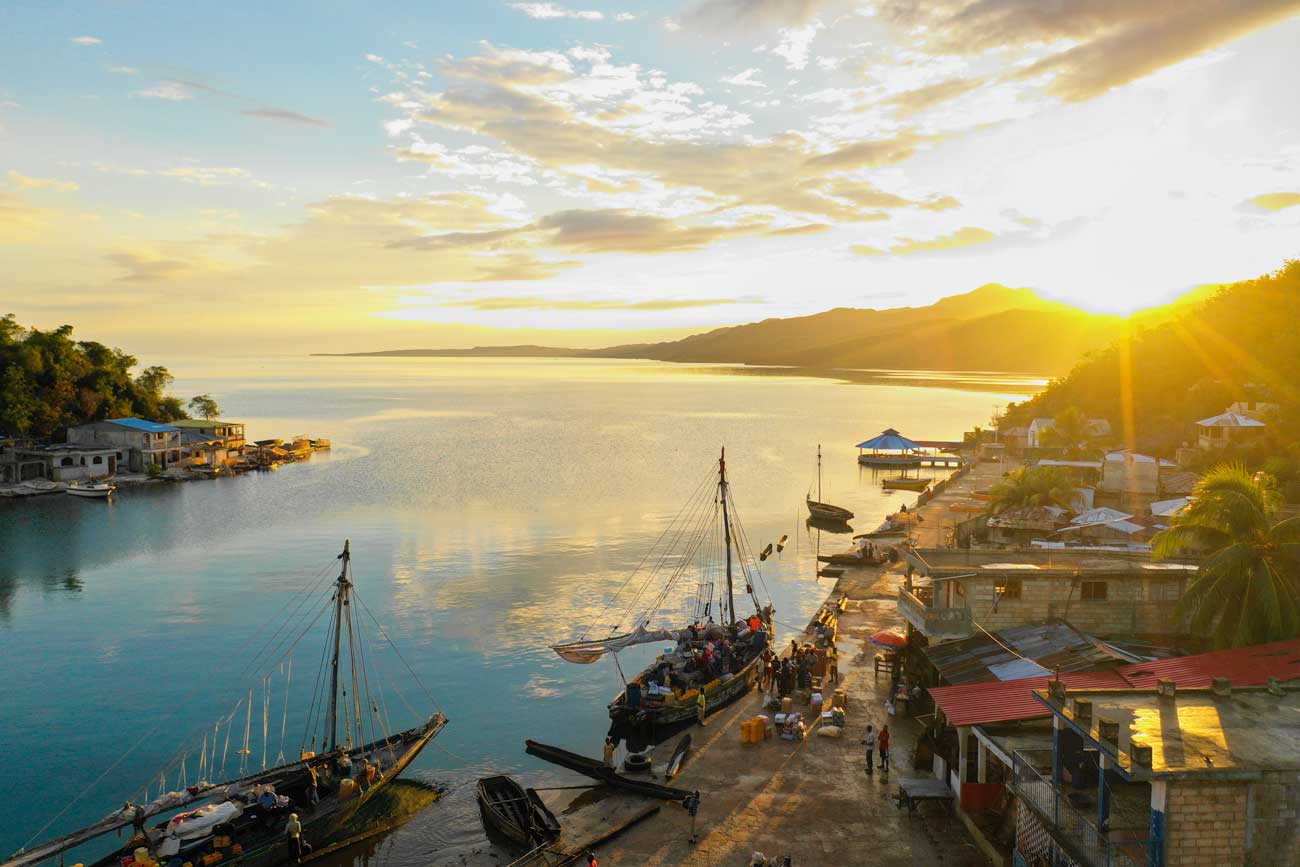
[1166,781,1247,866]
[967,576,1186,638]
[1245,770,1300,866]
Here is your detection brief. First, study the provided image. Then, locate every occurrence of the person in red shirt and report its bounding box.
[879,725,891,772]
[585,853,597,866]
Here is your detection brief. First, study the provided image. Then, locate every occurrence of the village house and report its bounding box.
[1195,410,1266,451]
[66,417,182,472]
[1000,426,1032,456]
[171,419,246,452]
[11,443,119,482]
[923,639,1300,867]
[1027,418,1112,451]
[899,548,1195,644]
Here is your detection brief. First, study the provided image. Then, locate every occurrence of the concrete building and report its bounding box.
[66,418,182,472]
[1015,679,1300,867]
[171,419,246,452]
[14,443,118,481]
[1101,452,1161,496]
[900,549,1195,642]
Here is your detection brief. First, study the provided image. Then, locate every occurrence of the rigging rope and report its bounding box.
[276,659,291,765]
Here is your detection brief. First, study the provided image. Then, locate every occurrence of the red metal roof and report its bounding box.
[929,671,1128,727]
[928,638,1300,727]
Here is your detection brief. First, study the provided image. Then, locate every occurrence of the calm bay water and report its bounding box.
[0,358,1036,865]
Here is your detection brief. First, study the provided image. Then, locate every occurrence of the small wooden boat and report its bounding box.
[806,445,854,522]
[476,776,558,848]
[817,553,864,566]
[818,567,845,578]
[524,741,693,801]
[882,476,930,492]
[66,480,115,498]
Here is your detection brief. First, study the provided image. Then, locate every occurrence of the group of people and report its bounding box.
[638,616,769,705]
[759,640,825,696]
[861,723,891,775]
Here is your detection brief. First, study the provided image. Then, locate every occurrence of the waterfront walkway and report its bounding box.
[549,563,987,866]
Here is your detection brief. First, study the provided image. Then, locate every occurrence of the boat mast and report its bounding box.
[720,448,735,625]
[817,444,823,502]
[327,540,351,753]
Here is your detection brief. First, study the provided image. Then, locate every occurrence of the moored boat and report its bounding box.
[476,776,559,848]
[881,476,931,492]
[551,449,774,753]
[3,542,446,867]
[806,445,853,523]
[65,480,116,498]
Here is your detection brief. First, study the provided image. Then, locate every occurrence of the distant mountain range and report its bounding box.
[321,283,1211,375]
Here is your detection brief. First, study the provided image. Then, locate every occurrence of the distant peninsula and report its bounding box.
[319,283,1209,376]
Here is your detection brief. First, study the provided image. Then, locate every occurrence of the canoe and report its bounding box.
[524,740,693,801]
[818,567,845,578]
[477,776,535,847]
[881,477,930,492]
[664,733,692,781]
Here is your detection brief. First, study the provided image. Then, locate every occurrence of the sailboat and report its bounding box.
[3,542,446,867]
[806,444,853,523]
[551,449,773,752]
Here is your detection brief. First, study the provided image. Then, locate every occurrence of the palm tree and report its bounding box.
[987,466,1077,515]
[1153,464,1300,648]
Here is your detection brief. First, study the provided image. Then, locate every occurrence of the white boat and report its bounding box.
[66,480,116,498]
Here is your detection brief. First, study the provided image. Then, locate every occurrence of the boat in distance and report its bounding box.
[66,480,116,498]
[806,444,853,522]
[881,476,931,491]
[3,542,446,867]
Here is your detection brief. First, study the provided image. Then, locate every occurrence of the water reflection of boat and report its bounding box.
[551,449,773,752]
[5,542,446,867]
[806,445,853,523]
[475,776,559,849]
[806,516,854,535]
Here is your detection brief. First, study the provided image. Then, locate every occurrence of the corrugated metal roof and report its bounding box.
[1196,412,1265,428]
[106,417,179,433]
[924,622,1129,686]
[929,638,1300,726]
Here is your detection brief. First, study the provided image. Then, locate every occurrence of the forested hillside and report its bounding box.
[0,315,186,438]
[1004,260,1300,457]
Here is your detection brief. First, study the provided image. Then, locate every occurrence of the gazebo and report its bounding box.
[856,428,924,467]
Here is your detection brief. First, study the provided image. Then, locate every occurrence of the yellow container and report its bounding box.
[741,719,755,744]
[339,777,357,801]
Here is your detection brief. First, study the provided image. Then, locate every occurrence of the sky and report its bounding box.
[2,0,1299,355]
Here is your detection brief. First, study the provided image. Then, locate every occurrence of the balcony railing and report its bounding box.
[1012,750,1152,867]
[897,589,973,639]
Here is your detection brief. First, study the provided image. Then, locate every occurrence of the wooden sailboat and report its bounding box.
[551,449,773,753]
[3,542,446,867]
[805,444,853,523]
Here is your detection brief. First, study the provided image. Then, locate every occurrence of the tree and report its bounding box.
[987,466,1077,514]
[1041,406,1099,459]
[189,394,221,420]
[1153,464,1300,648]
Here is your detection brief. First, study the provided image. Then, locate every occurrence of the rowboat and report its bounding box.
[475,776,559,848]
[806,445,853,522]
[551,449,773,753]
[882,476,931,492]
[664,733,692,781]
[66,480,116,498]
[4,542,446,867]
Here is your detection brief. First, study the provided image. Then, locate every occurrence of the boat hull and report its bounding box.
[66,485,114,498]
[806,498,853,522]
[881,478,930,491]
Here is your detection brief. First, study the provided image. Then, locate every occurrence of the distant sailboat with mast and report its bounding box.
[806,444,853,524]
[4,542,446,867]
[551,449,773,752]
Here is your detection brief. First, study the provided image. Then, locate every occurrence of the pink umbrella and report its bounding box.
[869,629,908,649]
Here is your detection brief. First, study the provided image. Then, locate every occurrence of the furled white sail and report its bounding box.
[553,624,682,664]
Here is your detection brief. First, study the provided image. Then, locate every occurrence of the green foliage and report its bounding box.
[1004,260,1300,458]
[188,394,221,420]
[146,461,163,478]
[987,466,1077,515]
[1040,405,1101,459]
[0,314,188,438]
[1153,464,1300,648]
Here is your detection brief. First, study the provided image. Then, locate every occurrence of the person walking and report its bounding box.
[305,764,319,809]
[683,790,701,844]
[861,724,876,776]
[879,725,891,772]
[696,689,707,727]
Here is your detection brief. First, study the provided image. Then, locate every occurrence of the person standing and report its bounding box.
[879,725,891,772]
[683,790,701,844]
[305,764,319,809]
[603,739,616,769]
[284,813,311,861]
[585,852,598,867]
[861,724,876,776]
[696,690,707,727]
[827,645,839,684]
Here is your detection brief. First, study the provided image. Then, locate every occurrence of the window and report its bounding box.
[60,457,74,467]
[1081,581,1108,601]
[995,579,1022,600]
[92,456,103,465]
[1146,580,1179,602]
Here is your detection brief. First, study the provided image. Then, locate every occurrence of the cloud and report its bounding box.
[240,107,329,127]
[109,66,138,75]
[509,2,604,20]
[772,19,824,70]
[721,68,765,88]
[106,250,198,282]
[875,0,1300,103]
[883,76,985,116]
[853,225,996,256]
[1244,192,1300,211]
[681,0,844,30]
[7,170,79,192]
[440,295,746,311]
[919,195,961,212]
[615,12,638,21]
[70,36,102,45]
[135,81,194,101]
[0,192,47,238]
